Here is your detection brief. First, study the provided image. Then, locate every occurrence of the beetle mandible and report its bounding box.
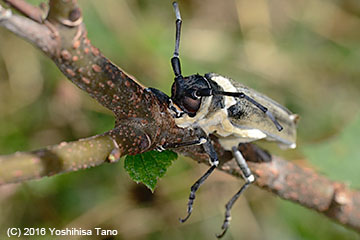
[147,2,298,238]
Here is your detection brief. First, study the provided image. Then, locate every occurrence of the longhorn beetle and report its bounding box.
[147,2,298,238]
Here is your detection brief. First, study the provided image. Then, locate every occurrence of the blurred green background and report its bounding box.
[1,0,360,239]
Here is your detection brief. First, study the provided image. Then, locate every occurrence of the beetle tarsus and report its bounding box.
[180,165,217,223]
[179,214,191,223]
[216,227,228,239]
[217,180,251,238]
[215,147,255,238]
[179,189,195,223]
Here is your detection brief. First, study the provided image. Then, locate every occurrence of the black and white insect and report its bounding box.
[147,2,298,238]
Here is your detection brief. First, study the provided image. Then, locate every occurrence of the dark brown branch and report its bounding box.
[0,0,359,234]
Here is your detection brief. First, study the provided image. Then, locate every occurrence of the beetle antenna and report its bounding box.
[242,94,283,131]
[171,1,182,78]
[173,2,181,57]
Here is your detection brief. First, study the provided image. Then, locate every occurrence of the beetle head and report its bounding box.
[171,74,210,117]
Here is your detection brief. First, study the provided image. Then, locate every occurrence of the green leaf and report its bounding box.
[303,113,360,188]
[124,150,178,192]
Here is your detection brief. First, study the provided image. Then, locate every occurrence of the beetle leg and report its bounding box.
[180,165,217,223]
[216,146,255,238]
[162,137,207,149]
[155,128,219,223]
[156,126,209,151]
[232,146,255,183]
[180,138,219,223]
[155,137,207,152]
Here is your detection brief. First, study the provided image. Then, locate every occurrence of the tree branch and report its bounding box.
[3,0,45,23]
[0,3,56,54]
[0,0,359,234]
[224,144,360,232]
[0,133,118,185]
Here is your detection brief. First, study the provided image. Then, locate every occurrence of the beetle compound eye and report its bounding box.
[182,96,201,114]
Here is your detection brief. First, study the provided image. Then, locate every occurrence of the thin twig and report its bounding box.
[4,0,44,23]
